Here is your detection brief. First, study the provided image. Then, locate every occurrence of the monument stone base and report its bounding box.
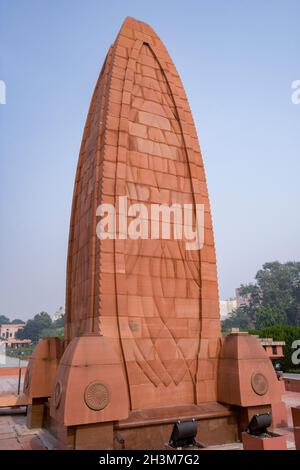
[43,402,238,450]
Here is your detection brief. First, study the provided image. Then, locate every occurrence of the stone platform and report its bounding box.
[0,389,299,450]
[0,404,297,450]
[42,400,237,450]
[0,409,46,450]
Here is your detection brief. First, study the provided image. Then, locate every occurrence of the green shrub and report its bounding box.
[249,325,300,371]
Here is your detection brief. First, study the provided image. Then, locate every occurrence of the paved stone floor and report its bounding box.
[0,391,299,450]
[0,408,47,450]
[0,375,23,395]
[283,373,300,381]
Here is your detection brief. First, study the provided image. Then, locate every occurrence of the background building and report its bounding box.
[0,323,24,340]
[220,299,237,321]
[0,323,31,349]
[51,306,64,323]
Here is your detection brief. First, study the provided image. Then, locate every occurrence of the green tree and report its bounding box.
[222,261,300,331]
[11,319,25,324]
[250,325,300,371]
[255,305,287,329]
[40,315,65,339]
[0,315,10,325]
[16,312,52,343]
[222,305,256,331]
[256,261,300,325]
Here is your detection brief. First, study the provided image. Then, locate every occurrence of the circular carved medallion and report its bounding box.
[251,372,269,396]
[84,381,110,411]
[54,380,63,408]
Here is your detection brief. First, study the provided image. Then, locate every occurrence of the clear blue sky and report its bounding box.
[0,0,299,320]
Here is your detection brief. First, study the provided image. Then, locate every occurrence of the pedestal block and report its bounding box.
[242,431,287,450]
[291,407,300,449]
[26,397,47,429]
[291,406,300,427]
[49,334,129,448]
[218,332,286,433]
[24,337,64,428]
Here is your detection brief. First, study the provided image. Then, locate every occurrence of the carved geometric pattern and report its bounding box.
[84,381,110,411]
[122,42,201,388]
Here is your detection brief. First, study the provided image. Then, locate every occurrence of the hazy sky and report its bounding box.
[0,0,299,320]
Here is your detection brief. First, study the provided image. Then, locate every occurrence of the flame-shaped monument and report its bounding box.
[24,17,285,449]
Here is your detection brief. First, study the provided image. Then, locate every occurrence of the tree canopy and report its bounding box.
[40,315,64,340]
[0,315,10,325]
[250,325,300,371]
[222,261,300,331]
[16,312,52,343]
[0,315,26,325]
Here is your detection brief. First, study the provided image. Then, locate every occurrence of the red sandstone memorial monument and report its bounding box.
[23,17,286,449]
